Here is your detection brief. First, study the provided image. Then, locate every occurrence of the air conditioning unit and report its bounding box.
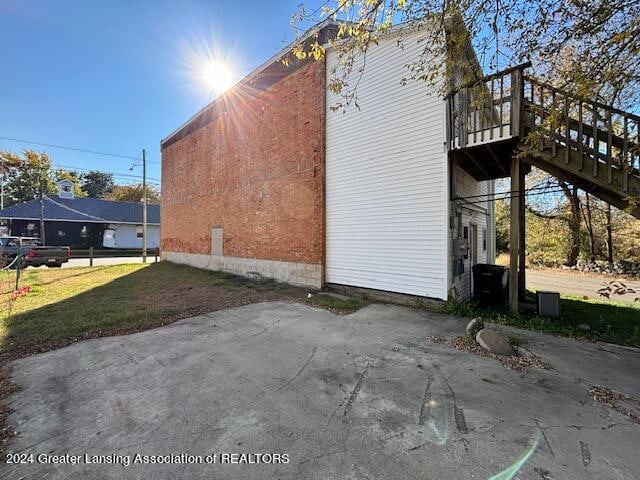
[537,291,561,318]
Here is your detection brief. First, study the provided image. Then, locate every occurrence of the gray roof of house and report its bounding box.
[0,196,160,225]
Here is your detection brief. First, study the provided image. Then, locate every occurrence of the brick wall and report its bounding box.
[161,60,326,269]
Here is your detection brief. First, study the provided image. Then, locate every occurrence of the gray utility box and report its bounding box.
[452,238,468,257]
[536,291,561,318]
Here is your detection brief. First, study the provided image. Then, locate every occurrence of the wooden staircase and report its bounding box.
[446,63,640,218]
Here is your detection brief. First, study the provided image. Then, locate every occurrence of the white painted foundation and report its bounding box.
[162,251,322,289]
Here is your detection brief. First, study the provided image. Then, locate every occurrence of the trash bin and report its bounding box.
[472,264,508,307]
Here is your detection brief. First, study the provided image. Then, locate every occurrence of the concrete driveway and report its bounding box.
[3,302,639,479]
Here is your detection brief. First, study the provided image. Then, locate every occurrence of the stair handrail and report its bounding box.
[522,72,639,196]
[524,76,640,123]
[446,62,531,148]
[446,61,532,98]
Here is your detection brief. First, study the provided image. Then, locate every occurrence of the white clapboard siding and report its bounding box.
[326,27,449,299]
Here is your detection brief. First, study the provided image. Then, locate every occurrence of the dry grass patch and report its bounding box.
[0,262,306,359]
[0,261,307,455]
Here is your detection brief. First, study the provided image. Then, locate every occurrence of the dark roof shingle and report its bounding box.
[0,196,160,224]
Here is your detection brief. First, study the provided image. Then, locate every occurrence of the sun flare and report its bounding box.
[201,60,234,94]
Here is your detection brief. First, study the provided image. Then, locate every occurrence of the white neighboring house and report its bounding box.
[0,180,160,250]
[102,224,160,249]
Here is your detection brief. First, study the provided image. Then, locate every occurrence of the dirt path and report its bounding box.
[527,268,640,303]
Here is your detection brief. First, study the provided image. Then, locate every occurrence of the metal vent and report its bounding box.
[537,291,561,318]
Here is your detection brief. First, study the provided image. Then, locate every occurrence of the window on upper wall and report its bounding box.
[136,226,143,238]
[483,228,487,251]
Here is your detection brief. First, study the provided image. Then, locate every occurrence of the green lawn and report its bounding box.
[0,262,304,360]
[444,291,640,347]
[306,293,366,313]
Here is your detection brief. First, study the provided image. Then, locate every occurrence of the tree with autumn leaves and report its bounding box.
[291,0,639,265]
[292,0,638,109]
[0,150,160,207]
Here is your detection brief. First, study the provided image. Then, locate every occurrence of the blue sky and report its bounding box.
[0,0,323,188]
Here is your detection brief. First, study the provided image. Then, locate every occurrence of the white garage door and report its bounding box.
[325,29,449,299]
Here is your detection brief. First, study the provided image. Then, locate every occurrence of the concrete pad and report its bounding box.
[2,302,639,479]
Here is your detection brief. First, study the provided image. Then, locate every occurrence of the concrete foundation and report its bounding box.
[163,251,322,289]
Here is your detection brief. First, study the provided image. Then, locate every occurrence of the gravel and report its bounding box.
[426,335,551,372]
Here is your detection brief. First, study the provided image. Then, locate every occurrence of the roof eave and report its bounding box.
[161,18,340,147]
[0,216,160,225]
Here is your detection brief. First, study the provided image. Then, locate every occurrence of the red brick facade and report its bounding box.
[161,60,326,267]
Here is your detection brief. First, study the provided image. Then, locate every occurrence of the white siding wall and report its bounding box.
[449,166,495,299]
[103,224,160,249]
[325,27,449,299]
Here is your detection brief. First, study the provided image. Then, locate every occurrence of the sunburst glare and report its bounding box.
[201,60,234,94]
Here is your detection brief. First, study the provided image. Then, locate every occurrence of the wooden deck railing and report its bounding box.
[447,62,640,192]
[523,76,640,190]
[446,62,529,149]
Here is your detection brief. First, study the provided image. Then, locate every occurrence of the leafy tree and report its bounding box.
[494,197,509,254]
[0,150,56,206]
[495,170,640,266]
[81,170,115,198]
[107,184,160,204]
[293,1,639,110]
[0,150,94,206]
[0,150,23,172]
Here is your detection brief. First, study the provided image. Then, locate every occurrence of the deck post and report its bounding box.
[518,164,526,300]
[509,156,521,313]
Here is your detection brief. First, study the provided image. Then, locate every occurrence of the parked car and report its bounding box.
[24,244,71,268]
[0,236,29,268]
[0,236,71,268]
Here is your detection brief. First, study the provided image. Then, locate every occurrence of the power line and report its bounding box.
[458,187,566,206]
[1,135,138,160]
[0,159,160,187]
[51,163,161,183]
[452,178,562,202]
[0,135,161,164]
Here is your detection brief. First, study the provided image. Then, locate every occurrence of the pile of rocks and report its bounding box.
[425,318,550,370]
[562,260,640,277]
[466,318,515,356]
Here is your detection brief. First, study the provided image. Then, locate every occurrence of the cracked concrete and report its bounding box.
[2,302,639,479]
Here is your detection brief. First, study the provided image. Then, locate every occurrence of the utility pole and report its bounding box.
[142,148,147,263]
[1,155,4,210]
[39,162,46,246]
